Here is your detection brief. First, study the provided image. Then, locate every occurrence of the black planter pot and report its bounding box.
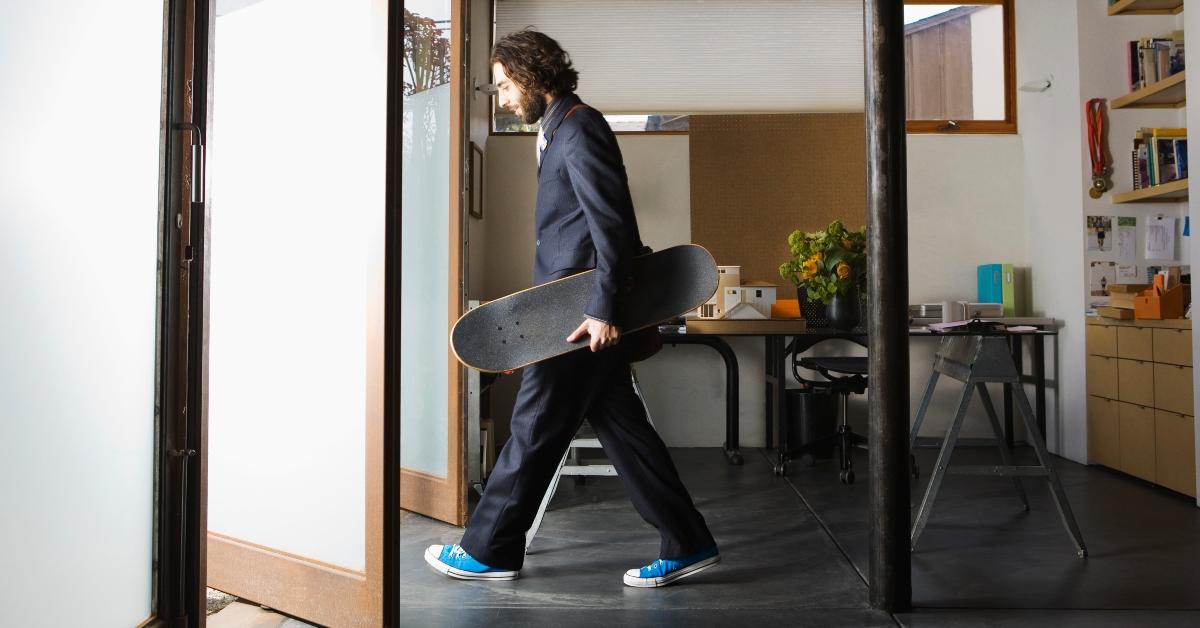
[797,287,830,328]
[828,288,861,331]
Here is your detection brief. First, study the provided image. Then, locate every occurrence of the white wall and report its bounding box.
[1016,0,1087,462]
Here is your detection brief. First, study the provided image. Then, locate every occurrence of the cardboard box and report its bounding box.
[1135,284,1185,320]
[1109,284,1151,310]
[1096,306,1134,320]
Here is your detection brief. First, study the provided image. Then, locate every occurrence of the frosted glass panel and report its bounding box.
[207,0,384,572]
[401,0,452,477]
[0,3,161,626]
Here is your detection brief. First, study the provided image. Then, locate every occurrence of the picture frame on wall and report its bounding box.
[469,142,484,219]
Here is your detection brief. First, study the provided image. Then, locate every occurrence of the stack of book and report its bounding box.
[1127,31,1185,92]
[1132,127,1188,189]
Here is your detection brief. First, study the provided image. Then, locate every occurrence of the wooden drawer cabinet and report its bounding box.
[1154,410,1196,498]
[1153,363,1194,416]
[1088,396,1121,468]
[1087,319,1194,496]
[1118,402,1156,482]
[1153,328,1192,366]
[1086,355,1119,399]
[1117,359,1154,407]
[1087,324,1118,357]
[1117,326,1154,361]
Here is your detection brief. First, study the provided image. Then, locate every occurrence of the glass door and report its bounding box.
[204,0,388,625]
[400,0,467,525]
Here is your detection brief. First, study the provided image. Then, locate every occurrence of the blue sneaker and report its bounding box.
[623,546,720,588]
[424,544,519,581]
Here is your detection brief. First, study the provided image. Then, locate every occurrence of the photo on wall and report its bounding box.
[1087,215,1113,252]
[1090,261,1116,297]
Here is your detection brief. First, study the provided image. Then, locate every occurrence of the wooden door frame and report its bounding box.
[139,0,209,625]
[397,0,469,527]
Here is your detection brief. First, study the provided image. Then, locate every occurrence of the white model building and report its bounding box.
[723,281,777,319]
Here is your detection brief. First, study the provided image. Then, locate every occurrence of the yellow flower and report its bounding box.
[836,262,852,279]
[812,251,824,262]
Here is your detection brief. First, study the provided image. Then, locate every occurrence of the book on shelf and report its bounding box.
[1127,32,1185,92]
[1132,128,1187,189]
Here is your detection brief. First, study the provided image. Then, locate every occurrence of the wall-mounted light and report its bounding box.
[1019,77,1053,93]
[474,79,498,96]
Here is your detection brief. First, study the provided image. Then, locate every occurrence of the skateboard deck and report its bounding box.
[452,244,718,372]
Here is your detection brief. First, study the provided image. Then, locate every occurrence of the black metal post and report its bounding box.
[864,0,912,612]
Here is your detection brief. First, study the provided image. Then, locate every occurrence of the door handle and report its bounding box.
[174,122,205,204]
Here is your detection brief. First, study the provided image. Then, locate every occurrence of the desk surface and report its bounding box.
[669,317,1058,337]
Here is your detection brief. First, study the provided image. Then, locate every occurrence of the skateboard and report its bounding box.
[451,244,718,372]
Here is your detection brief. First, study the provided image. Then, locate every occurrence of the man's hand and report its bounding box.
[566,317,621,352]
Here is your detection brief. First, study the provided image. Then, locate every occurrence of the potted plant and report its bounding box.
[779,220,867,330]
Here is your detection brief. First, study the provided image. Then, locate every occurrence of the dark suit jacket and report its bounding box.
[533,93,643,325]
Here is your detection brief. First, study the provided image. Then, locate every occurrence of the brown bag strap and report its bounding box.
[549,103,588,143]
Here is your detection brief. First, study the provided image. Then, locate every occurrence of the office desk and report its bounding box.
[661,318,1058,475]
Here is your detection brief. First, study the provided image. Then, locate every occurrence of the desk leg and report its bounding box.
[1003,338,1013,448]
[764,336,775,450]
[767,336,790,475]
[1034,334,1046,441]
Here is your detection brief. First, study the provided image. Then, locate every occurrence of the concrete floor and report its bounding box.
[401,446,1200,627]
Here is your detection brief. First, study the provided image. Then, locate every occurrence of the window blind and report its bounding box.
[494,0,865,114]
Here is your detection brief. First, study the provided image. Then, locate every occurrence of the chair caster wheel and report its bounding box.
[774,462,787,476]
[840,469,855,485]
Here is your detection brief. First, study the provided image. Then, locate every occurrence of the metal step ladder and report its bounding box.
[909,334,1087,557]
[525,368,655,552]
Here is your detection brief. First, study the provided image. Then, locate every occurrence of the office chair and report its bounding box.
[787,353,868,484]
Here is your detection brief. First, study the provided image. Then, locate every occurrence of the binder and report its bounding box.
[978,263,1024,317]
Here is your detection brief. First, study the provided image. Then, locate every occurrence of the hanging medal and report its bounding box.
[1086,98,1109,199]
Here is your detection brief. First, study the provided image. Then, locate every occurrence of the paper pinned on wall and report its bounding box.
[1145,215,1176,261]
[1117,264,1139,281]
[1116,216,1137,259]
[1086,215,1113,252]
[1090,261,1116,297]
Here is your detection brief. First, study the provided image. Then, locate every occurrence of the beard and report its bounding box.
[517,88,549,125]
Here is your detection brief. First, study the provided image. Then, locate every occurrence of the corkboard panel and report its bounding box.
[689,113,866,285]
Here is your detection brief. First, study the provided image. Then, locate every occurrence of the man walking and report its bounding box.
[425,30,718,588]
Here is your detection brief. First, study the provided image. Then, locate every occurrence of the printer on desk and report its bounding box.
[911,302,1004,321]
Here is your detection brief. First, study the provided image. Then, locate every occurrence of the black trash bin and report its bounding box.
[785,386,836,459]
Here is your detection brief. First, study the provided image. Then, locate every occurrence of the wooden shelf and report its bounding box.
[1111,178,1189,203]
[1109,0,1184,16]
[1112,71,1186,109]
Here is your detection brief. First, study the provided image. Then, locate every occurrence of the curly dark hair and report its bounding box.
[490,29,579,98]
